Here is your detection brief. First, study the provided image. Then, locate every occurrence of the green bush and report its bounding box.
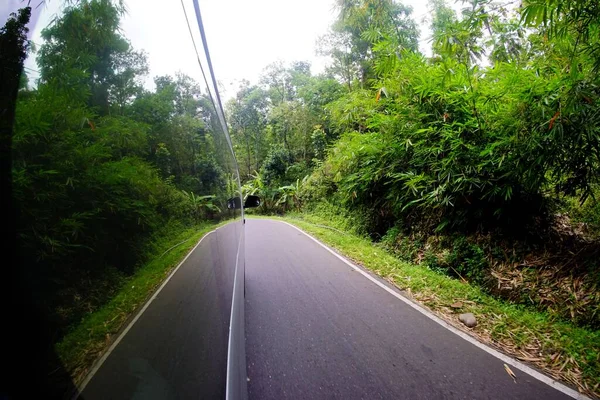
[582,200,600,238]
[12,83,213,338]
[445,237,488,284]
[302,201,370,237]
[381,226,423,261]
[306,41,600,237]
[285,161,311,182]
[381,226,401,247]
[573,198,600,239]
[262,147,292,185]
[381,226,488,284]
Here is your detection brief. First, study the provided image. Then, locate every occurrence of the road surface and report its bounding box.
[79,218,574,399]
[80,223,241,399]
[244,219,570,400]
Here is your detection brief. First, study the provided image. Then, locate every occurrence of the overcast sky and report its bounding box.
[6,0,446,100]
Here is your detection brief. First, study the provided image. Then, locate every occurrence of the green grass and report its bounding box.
[56,219,228,384]
[249,213,600,396]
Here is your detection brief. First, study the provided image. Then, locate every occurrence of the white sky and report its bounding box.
[10,0,453,100]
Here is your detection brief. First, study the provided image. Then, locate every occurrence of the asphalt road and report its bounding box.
[244,219,570,400]
[80,223,241,400]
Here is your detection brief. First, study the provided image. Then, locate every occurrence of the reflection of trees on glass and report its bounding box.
[10,0,233,345]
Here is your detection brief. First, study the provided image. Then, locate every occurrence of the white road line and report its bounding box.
[275,220,589,400]
[75,230,216,397]
[225,232,245,400]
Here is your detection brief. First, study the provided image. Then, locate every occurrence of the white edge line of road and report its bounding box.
[75,229,217,397]
[225,232,244,400]
[276,220,590,400]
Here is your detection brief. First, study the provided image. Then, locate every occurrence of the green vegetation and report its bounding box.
[4,0,237,377]
[56,221,221,384]
[232,0,600,326]
[232,0,600,242]
[257,213,599,395]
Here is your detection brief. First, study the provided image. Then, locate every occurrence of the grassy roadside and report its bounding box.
[250,214,600,397]
[56,220,227,386]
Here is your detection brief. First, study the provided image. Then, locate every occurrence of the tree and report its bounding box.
[228,81,269,177]
[522,0,600,73]
[317,31,359,91]
[260,61,291,105]
[109,48,149,113]
[260,61,313,105]
[428,0,457,59]
[38,0,146,115]
[228,61,338,178]
[1,6,30,196]
[324,0,419,85]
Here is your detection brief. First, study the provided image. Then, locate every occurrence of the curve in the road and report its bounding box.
[244,219,582,400]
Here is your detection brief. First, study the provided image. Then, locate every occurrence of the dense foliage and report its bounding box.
[231,0,600,234]
[10,0,230,337]
[229,0,600,328]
